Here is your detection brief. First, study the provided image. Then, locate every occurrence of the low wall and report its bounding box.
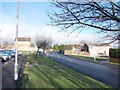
[64,50,90,56]
[109,58,120,63]
[80,52,90,56]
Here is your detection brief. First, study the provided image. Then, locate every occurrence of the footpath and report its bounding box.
[2,55,26,89]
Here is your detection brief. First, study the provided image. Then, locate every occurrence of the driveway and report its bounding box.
[47,51,119,88]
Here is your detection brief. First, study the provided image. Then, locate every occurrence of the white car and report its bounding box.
[0,50,9,62]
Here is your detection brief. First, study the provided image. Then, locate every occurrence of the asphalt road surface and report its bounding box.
[47,51,119,88]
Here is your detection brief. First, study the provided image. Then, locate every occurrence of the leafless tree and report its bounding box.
[36,36,52,53]
[48,1,120,44]
[2,41,9,49]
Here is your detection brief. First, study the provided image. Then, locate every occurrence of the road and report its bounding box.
[47,51,119,88]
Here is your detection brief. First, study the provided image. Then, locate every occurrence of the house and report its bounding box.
[64,42,111,57]
[88,43,111,57]
[13,37,37,51]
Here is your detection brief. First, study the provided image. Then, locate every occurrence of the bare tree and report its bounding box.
[48,1,120,43]
[36,36,52,53]
[2,41,9,49]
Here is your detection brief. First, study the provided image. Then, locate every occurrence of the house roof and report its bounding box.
[62,44,81,50]
[17,37,31,41]
[86,43,111,46]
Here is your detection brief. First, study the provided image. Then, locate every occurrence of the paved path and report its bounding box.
[47,51,119,88]
[1,55,26,89]
[0,62,2,67]
[0,61,2,90]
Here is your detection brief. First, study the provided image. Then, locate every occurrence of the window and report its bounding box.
[104,51,106,54]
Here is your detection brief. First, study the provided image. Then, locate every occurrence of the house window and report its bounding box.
[104,51,106,54]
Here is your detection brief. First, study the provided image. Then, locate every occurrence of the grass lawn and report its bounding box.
[21,54,111,88]
[69,55,109,61]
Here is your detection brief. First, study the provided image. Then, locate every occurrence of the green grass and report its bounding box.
[108,62,120,65]
[22,54,112,88]
[69,55,109,61]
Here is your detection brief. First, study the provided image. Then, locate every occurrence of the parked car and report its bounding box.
[0,50,9,62]
[13,50,22,56]
[59,50,64,54]
[4,50,22,58]
[36,51,45,56]
[4,50,16,58]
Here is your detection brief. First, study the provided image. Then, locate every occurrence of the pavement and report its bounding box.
[0,62,2,90]
[1,55,26,89]
[47,51,120,88]
[0,62,2,67]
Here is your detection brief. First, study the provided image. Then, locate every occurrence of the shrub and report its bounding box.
[109,48,120,58]
[117,48,120,58]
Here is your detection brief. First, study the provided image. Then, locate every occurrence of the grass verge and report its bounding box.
[108,62,120,65]
[21,54,112,88]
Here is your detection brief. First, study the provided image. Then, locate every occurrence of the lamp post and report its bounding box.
[14,0,19,81]
[27,36,28,55]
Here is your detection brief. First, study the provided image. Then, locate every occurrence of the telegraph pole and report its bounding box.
[14,0,19,81]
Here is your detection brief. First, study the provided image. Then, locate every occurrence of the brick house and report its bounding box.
[14,37,37,51]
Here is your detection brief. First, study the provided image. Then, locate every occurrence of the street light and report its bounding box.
[14,0,19,81]
[27,36,28,55]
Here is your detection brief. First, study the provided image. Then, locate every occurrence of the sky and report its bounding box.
[1,1,101,45]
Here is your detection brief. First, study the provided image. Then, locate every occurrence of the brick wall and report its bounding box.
[64,50,90,56]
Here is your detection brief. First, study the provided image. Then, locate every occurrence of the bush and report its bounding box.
[109,48,120,58]
[117,48,120,58]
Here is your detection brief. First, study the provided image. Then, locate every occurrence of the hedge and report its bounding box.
[109,48,120,58]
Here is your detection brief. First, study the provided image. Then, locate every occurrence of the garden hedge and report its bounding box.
[109,48,120,58]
